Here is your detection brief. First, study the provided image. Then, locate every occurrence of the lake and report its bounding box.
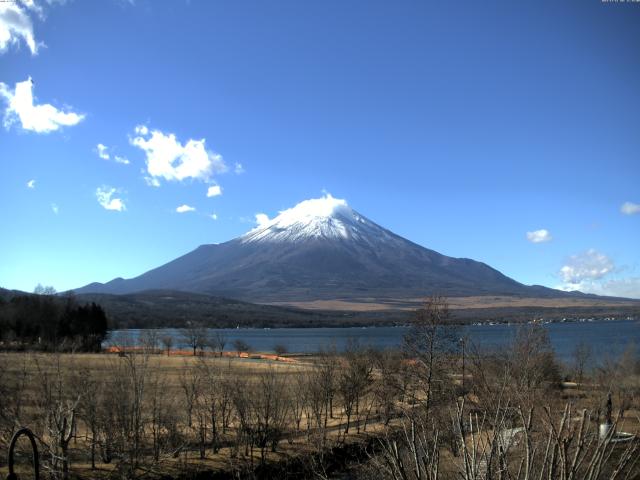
[107,319,640,365]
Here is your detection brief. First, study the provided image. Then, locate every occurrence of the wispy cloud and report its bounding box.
[51,203,58,214]
[526,229,552,243]
[0,77,84,133]
[206,185,222,197]
[26,179,35,189]
[134,124,148,135]
[96,186,126,212]
[143,175,160,187]
[588,277,640,299]
[96,143,130,165]
[557,276,640,299]
[131,125,227,186]
[621,201,640,215]
[234,162,245,174]
[176,204,195,213]
[209,213,218,220]
[96,143,110,160]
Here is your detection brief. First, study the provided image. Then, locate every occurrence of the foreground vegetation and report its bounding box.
[0,297,638,479]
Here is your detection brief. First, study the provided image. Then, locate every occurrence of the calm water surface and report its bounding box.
[108,319,640,364]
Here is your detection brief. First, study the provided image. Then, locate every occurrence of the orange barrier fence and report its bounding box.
[103,345,298,363]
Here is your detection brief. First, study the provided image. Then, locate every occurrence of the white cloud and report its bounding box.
[255,213,270,226]
[556,277,640,299]
[96,186,126,212]
[526,229,552,243]
[131,125,227,185]
[51,203,58,214]
[559,249,614,284]
[209,213,218,220]
[206,185,222,197]
[96,144,130,165]
[0,1,38,55]
[234,162,245,174]
[26,179,35,189]
[621,202,640,215]
[96,143,110,160]
[555,249,640,299]
[176,204,195,213]
[0,77,84,133]
[134,124,148,135]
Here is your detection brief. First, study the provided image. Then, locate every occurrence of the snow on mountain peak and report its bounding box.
[241,194,380,244]
[272,194,350,222]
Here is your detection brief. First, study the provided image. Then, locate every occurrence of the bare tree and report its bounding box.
[373,349,403,425]
[376,397,640,480]
[148,368,170,461]
[596,343,639,419]
[233,339,251,356]
[181,322,207,356]
[198,357,223,453]
[34,283,57,295]
[253,368,291,462]
[508,324,561,407]
[75,367,103,470]
[161,335,174,356]
[375,415,440,480]
[290,371,307,433]
[35,355,79,480]
[107,351,150,476]
[179,363,202,429]
[572,340,592,384]
[139,330,159,354]
[454,399,640,480]
[404,295,457,417]
[307,349,338,446]
[221,371,235,435]
[338,341,373,434]
[212,331,227,357]
[274,343,288,356]
[229,373,252,461]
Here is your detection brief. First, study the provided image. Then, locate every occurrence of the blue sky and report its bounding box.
[0,0,639,297]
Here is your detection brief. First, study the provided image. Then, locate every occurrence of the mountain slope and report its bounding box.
[75,195,583,302]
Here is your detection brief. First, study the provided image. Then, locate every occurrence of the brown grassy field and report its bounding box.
[269,295,640,311]
[0,350,397,479]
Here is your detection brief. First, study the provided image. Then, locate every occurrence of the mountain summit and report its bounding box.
[76,195,573,302]
[242,194,395,245]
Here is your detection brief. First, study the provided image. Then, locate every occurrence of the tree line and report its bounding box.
[0,287,108,351]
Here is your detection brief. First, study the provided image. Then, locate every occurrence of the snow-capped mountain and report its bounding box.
[75,195,572,301]
[241,195,398,246]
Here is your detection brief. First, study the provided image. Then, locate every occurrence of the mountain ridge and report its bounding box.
[73,195,619,302]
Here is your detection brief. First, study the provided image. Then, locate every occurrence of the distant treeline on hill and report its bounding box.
[0,292,108,351]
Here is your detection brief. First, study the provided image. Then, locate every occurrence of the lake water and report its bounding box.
[107,319,640,365]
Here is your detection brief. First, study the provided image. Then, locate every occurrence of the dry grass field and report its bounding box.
[269,295,640,312]
[0,349,402,479]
